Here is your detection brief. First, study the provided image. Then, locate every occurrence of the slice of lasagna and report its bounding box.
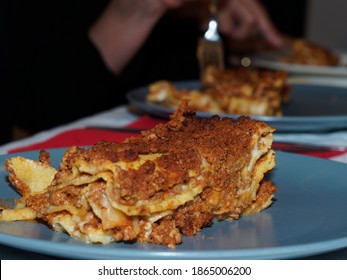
[147,67,290,117]
[1,101,277,248]
[278,38,340,66]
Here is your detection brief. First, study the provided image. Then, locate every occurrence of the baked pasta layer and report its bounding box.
[147,67,290,117]
[1,101,277,248]
[279,38,340,66]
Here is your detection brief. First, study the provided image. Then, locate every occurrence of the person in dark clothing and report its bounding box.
[2,0,287,144]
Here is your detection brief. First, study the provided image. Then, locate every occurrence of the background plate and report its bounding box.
[1,149,347,259]
[126,81,347,132]
[250,50,347,77]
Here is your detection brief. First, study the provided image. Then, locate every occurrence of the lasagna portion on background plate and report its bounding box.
[147,66,291,117]
[278,38,341,66]
[1,101,277,248]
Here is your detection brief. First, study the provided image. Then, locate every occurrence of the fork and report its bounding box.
[272,141,347,153]
[197,0,225,72]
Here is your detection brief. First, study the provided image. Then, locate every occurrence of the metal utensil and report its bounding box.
[273,141,347,153]
[196,0,224,72]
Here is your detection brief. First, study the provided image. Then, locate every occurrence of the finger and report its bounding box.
[228,0,256,40]
[160,0,186,8]
[242,0,283,47]
[217,1,235,36]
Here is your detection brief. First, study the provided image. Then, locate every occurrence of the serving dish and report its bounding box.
[1,149,347,259]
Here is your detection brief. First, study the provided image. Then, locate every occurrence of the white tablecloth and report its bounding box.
[1,104,347,164]
[1,104,347,260]
[0,106,137,155]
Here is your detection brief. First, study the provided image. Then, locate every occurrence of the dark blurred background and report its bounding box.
[3,0,344,145]
[261,0,307,37]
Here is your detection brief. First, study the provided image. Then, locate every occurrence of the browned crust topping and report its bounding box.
[279,38,340,66]
[147,67,290,117]
[4,101,277,248]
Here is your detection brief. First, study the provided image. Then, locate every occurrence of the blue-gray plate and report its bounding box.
[1,148,347,259]
[250,50,347,77]
[126,81,347,132]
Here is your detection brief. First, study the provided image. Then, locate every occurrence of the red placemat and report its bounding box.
[9,115,166,154]
[8,114,346,159]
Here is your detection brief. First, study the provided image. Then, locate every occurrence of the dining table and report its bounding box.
[1,82,347,259]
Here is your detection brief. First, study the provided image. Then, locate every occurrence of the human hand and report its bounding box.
[162,0,283,48]
[217,0,283,48]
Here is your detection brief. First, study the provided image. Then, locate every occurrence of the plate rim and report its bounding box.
[1,230,347,260]
[1,149,347,259]
[250,50,347,77]
[126,81,347,132]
